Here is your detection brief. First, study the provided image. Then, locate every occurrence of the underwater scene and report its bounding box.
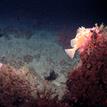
[0,0,107,107]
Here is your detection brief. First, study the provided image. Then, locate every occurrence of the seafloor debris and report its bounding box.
[44,69,58,81]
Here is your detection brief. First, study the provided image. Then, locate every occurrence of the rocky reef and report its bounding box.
[0,24,107,107]
[66,24,107,107]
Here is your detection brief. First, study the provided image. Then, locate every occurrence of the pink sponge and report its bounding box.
[66,25,107,106]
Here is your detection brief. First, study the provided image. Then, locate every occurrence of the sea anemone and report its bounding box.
[65,24,106,58]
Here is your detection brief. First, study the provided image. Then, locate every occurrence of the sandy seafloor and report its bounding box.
[0,20,80,98]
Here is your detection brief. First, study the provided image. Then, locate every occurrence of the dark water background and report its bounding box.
[0,0,106,31]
